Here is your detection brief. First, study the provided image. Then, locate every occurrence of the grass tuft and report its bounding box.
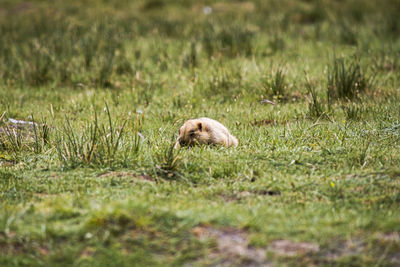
[153,138,183,179]
[0,116,50,156]
[305,73,325,119]
[262,68,289,101]
[55,104,137,168]
[327,58,374,102]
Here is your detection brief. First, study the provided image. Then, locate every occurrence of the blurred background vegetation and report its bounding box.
[0,0,399,88]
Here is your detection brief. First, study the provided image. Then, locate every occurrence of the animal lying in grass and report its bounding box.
[174,117,238,148]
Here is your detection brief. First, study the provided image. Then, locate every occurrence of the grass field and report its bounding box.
[1,0,400,266]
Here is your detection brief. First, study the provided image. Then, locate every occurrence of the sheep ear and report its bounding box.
[197,122,202,131]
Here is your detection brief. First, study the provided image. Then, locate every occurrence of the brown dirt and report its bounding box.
[97,171,155,181]
[376,232,400,243]
[324,239,364,260]
[192,226,326,265]
[268,240,319,256]
[192,226,269,266]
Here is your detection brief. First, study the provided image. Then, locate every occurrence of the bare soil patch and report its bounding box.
[268,239,319,257]
[324,239,364,260]
[192,226,268,266]
[377,232,400,243]
[97,171,155,182]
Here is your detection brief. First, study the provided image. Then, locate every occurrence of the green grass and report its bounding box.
[1,0,400,266]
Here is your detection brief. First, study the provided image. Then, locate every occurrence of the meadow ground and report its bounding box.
[0,0,400,266]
